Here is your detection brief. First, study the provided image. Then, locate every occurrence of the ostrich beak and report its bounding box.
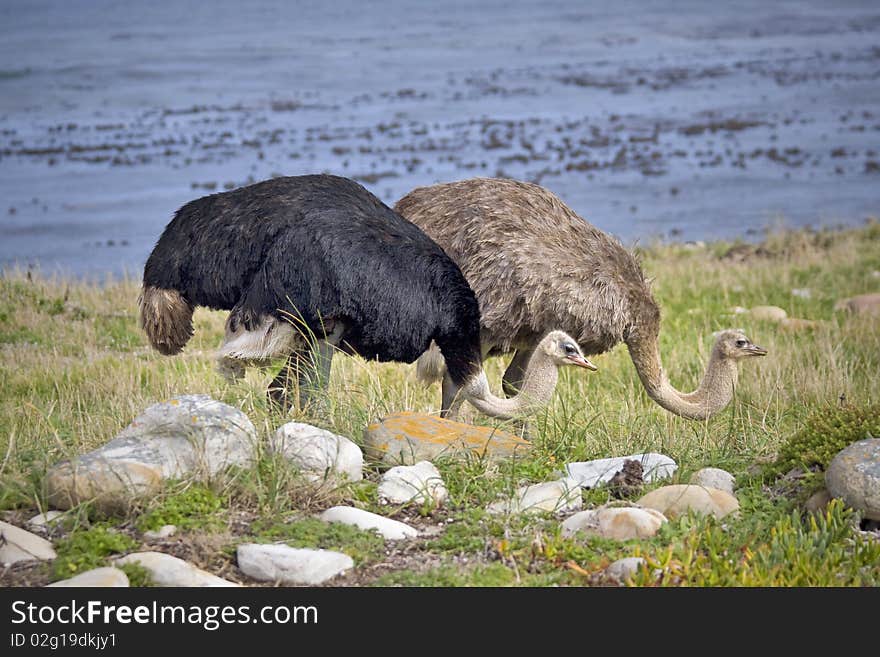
[568,354,598,370]
[747,344,768,356]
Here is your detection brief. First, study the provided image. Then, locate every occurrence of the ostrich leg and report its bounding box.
[268,324,342,411]
[501,348,533,397]
[301,339,335,407]
[440,372,464,420]
[266,349,314,411]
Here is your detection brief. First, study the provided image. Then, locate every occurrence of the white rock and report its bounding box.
[637,485,740,519]
[0,521,57,565]
[378,461,448,506]
[319,506,418,540]
[27,510,64,529]
[488,478,582,515]
[47,395,257,511]
[561,506,667,540]
[749,305,788,322]
[144,524,177,540]
[270,422,363,484]
[237,544,353,585]
[605,557,647,583]
[730,306,749,315]
[48,567,129,588]
[115,552,238,587]
[565,453,677,489]
[689,467,736,495]
[791,288,812,299]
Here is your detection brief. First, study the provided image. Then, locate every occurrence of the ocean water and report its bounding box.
[1,0,879,277]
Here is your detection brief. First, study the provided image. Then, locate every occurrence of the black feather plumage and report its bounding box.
[142,174,482,386]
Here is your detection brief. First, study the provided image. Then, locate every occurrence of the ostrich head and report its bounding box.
[712,329,768,360]
[540,330,598,370]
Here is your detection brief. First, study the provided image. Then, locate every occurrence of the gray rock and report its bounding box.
[48,567,129,588]
[826,438,880,520]
[605,557,647,583]
[47,395,256,512]
[27,510,64,529]
[637,485,739,519]
[237,544,353,585]
[319,506,418,540]
[487,478,582,515]
[565,453,677,489]
[115,552,238,587]
[561,506,667,540]
[0,521,57,565]
[269,422,363,484]
[689,467,736,495]
[378,461,448,506]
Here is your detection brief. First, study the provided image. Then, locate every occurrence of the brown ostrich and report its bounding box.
[395,178,767,420]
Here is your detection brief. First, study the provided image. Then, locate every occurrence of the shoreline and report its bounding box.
[2,217,877,284]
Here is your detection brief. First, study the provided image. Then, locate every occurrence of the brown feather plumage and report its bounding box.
[395,177,657,354]
[396,178,766,420]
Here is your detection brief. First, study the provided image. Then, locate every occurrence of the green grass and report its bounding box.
[1,222,879,586]
[376,562,522,587]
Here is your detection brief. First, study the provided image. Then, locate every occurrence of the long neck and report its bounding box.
[462,350,560,420]
[626,335,738,421]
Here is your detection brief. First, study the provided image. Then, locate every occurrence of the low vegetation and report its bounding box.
[1,222,878,586]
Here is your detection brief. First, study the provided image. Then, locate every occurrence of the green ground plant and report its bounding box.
[51,525,138,581]
[135,484,227,533]
[764,403,880,478]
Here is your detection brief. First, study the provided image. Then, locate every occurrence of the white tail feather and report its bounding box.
[217,315,301,364]
[415,340,447,384]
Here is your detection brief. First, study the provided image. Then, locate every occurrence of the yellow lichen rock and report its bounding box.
[363,412,531,465]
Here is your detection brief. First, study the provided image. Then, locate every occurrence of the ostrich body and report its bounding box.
[139,174,594,418]
[395,178,767,420]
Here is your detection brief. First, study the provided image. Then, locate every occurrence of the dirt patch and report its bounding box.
[0,560,53,587]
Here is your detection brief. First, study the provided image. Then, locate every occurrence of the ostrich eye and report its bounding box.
[563,343,578,355]
[735,339,748,348]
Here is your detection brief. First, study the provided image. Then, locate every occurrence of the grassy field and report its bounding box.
[1,222,879,586]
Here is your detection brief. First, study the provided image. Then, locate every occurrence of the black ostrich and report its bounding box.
[139,174,594,417]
